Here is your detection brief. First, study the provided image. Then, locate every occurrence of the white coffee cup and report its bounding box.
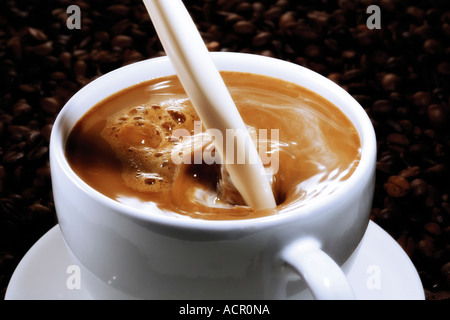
[49,52,377,300]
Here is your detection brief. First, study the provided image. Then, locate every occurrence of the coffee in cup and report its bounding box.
[65,71,361,220]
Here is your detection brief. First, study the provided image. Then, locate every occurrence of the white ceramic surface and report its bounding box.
[49,53,377,299]
[5,222,425,300]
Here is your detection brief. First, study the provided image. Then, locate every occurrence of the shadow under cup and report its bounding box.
[49,52,377,299]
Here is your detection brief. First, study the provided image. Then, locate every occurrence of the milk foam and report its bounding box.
[101,99,199,193]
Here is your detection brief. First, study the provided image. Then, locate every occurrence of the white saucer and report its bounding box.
[5,221,424,300]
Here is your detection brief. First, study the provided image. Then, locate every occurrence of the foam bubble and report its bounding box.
[101,99,199,193]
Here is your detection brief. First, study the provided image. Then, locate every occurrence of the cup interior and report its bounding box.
[50,52,377,229]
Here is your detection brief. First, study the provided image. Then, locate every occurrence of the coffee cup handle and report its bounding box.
[280,238,355,300]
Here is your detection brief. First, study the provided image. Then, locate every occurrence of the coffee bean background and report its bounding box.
[1,0,449,300]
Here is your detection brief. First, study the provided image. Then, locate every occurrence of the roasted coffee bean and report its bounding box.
[26,202,55,229]
[441,262,450,287]
[40,97,61,114]
[27,145,48,162]
[264,7,283,20]
[399,166,421,179]
[410,179,428,198]
[7,36,22,60]
[307,10,329,25]
[235,2,252,15]
[59,51,72,69]
[50,71,67,80]
[417,237,435,258]
[372,99,393,115]
[27,27,47,42]
[437,62,450,75]
[206,41,220,51]
[2,150,25,165]
[340,69,365,83]
[111,35,133,49]
[387,133,409,147]
[423,164,447,182]
[252,32,272,47]
[233,20,255,34]
[427,104,448,129]
[381,73,401,92]
[94,31,110,43]
[26,130,41,146]
[107,4,130,16]
[74,60,87,77]
[304,44,323,60]
[397,233,416,258]
[384,176,410,198]
[423,39,442,55]
[12,100,32,118]
[28,41,53,56]
[294,25,320,41]
[424,222,441,236]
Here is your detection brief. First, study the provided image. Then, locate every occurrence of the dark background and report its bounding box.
[1,0,449,300]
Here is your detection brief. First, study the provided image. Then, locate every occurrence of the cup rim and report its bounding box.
[50,52,377,232]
